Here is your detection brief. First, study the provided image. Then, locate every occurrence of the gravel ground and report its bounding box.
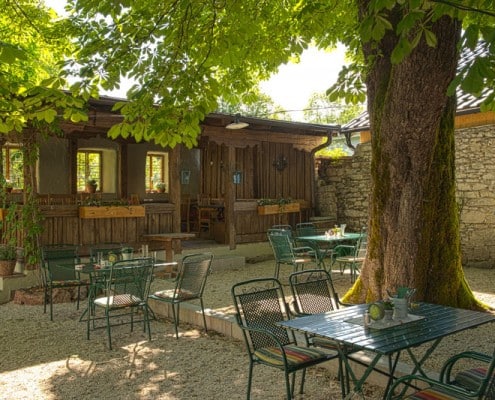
[1,245,494,400]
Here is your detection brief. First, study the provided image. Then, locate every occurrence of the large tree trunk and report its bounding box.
[344,5,484,309]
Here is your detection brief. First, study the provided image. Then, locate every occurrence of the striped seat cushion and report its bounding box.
[52,279,82,286]
[254,344,328,367]
[312,336,339,351]
[454,367,490,392]
[406,386,471,400]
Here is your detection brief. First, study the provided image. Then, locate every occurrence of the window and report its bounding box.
[2,145,23,189]
[77,151,102,192]
[145,152,168,192]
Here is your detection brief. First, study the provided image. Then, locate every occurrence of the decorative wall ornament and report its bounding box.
[273,155,288,171]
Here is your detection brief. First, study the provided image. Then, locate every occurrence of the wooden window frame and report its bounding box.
[76,150,103,193]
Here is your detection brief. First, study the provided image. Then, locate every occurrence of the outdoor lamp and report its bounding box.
[233,171,242,184]
[226,114,249,130]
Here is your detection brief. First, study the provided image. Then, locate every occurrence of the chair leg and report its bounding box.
[144,306,152,341]
[246,361,254,400]
[200,298,208,333]
[43,285,48,314]
[171,303,179,339]
[130,307,135,332]
[147,303,157,321]
[299,369,307,395]
[49,287,54,321]
[76,285,81,310]
[274,262,280,279]
[285,371,293,400]
[105,310,113,350]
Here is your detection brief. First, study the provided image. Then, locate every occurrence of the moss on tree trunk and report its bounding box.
[344,7,486,310]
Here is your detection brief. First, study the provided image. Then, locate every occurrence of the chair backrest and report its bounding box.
[267,229,296,262]
[354,227,368,258]
[103,258,155,305]
[232,277,294,352]
[197,194,210,206]
[272,224,292,231]
[295,222,317,238]
[41,245,79,281]
[173,253,213,300]
[271,225,296,244]
[289,269,339,315]
[482,360,495,400]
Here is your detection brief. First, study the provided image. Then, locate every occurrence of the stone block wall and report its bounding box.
[456,124,495,268]
[316,123,495,268]
[316,143,371,233]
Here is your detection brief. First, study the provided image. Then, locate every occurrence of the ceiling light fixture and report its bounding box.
[226,113,249,130]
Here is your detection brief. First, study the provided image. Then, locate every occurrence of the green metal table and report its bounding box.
[297,232,363,244]
[278,302,495,399]
[296,232,363,271]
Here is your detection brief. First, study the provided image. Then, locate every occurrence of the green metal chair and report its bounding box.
[267,229,319,279]
[88,258,155,350]
[385,349,495,399]
[149,252,213,339]
[332,227,367,282]
[41,244,85,321]
[288,269,357,396]
[232,277,334,400]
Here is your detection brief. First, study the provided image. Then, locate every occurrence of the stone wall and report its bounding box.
[316,123,495,268]
[316,143,371,232]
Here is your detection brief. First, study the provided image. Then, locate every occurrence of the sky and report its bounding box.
[259,46,347,121]
[45,0,346,122]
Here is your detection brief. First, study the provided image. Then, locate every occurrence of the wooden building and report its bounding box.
[1,96,339,253]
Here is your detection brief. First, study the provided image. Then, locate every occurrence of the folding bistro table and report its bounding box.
[278,302,495,399]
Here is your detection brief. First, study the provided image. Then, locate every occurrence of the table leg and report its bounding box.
[172,238,183,255]
[163,241,174,262]
[342,351,382,399]
[343,337,444,400]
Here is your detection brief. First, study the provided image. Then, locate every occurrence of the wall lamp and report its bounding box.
[226,113,249,130]
[273,155,288,171]
[233,171,242,184]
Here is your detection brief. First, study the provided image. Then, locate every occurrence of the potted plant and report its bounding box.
[257,197,300,215]
[4,180,13,193]
[0,244,17,276]
[121,246,134,260]
[155,182,166,193]
[383,300,394,321]
[85,178,97,193]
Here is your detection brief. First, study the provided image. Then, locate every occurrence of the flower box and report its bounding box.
[257,202,300,215]
[79,205,145,219]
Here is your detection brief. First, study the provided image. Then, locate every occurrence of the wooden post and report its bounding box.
[169,145,181,233]
[68,138,78,194]
[120,143,127,198]
[225,146,236,249]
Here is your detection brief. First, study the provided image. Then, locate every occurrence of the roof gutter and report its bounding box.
[310,127,340,213]
[344,130,356,150]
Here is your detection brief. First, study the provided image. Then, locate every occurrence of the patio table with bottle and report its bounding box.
[278,297,495,399]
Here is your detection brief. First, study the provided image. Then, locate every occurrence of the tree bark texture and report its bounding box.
[345,4,484,309]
